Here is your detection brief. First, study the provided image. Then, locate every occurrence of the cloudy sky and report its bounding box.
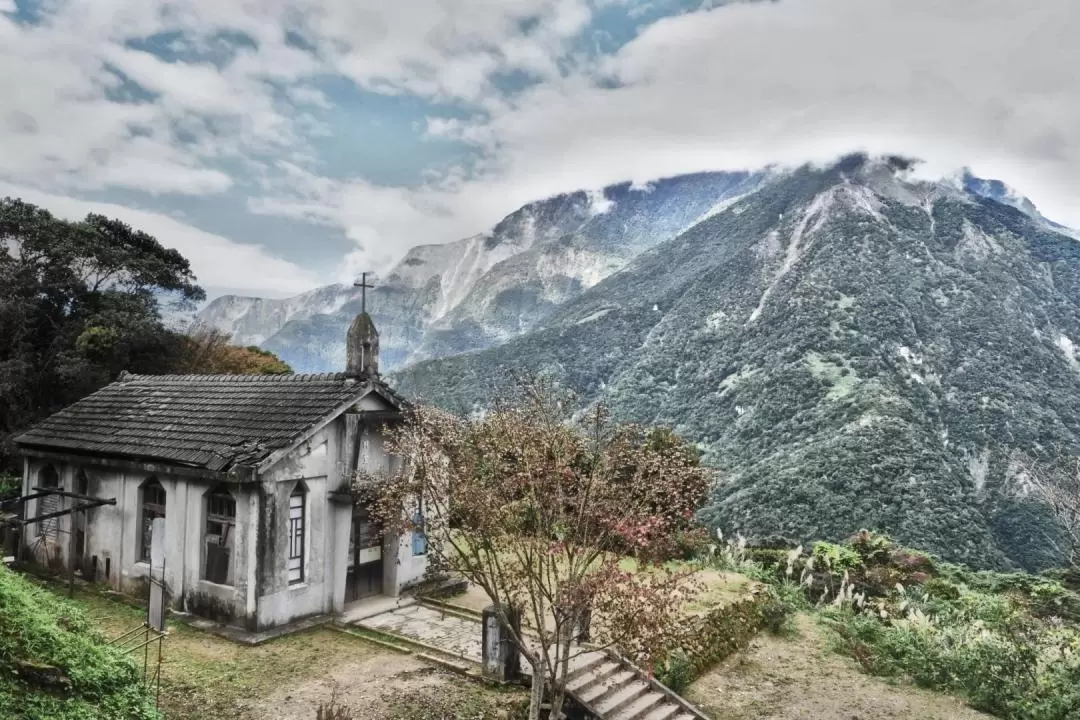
[1,0,1076,299]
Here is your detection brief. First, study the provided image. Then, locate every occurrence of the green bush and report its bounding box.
[655,649,694,694]
[0,473,19,500]
[826,592,1080,719]
[812,541,863,572]
[0,567,160,720]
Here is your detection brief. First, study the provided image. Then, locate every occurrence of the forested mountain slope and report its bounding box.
[198,172,761,372]
[393,155,1080,570]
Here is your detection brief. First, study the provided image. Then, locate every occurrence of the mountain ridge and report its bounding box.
[197,170,763,371]
[389,154,1080,570]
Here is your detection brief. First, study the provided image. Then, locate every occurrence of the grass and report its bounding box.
[30,579,381,719]
[23,576,531,720]
[445,559,751,618]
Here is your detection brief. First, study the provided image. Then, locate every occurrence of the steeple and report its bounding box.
[346,273,379,377]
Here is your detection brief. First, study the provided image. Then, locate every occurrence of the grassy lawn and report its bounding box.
[28,578,525,720]
[52,582,379,719]
[445,561,751,618]
[687,615,992,720]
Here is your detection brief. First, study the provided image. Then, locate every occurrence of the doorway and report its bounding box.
[345,505,383,602]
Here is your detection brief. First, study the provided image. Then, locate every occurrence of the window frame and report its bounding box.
[138,478,166,564]
[287,484,306,586]
[36,465,61,539]
[202,486,237,586]
[411,496,428,557]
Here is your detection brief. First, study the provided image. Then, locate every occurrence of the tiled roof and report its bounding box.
[14,372,404,472]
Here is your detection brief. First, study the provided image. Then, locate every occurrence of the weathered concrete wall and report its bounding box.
[255,425,334,629]
[21,458,256,628]
[20,388,427,632]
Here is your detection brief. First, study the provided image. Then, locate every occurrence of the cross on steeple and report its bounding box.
[353,272,374,314]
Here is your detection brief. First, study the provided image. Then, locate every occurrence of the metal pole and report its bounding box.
[143,625,149,684]
[155,635,163,710]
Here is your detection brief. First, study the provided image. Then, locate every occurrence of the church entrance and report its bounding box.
[345,505,383,601]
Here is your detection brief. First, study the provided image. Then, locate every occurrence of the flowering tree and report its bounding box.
[361,378,711,720]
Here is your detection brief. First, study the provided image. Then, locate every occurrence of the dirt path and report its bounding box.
[246,653,444,719]
[61,583,525,719]
[687,615,993,720]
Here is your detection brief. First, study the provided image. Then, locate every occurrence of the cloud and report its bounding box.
[253,0,1080,270]
[469,0,1080,225]
[0,182,321,294]
[3,0,1079,288]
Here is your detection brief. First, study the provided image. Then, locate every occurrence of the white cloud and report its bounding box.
[259,0,1080,270]
[0,183,321,294]
[3,0,1080,285]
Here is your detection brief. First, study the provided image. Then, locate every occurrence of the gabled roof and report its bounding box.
[14,372,406,472]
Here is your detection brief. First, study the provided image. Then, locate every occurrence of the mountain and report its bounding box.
[391,154,1080,571]
[197,171,764,372]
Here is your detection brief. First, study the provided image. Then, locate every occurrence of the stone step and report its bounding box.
[593,678,651,716]
[609,691,666,720]
[567,660,622,694]
[565,650,606,678]
[639,704,684,720]
[577,669,638,705]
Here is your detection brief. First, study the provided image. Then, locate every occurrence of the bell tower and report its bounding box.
[346,273,379,378]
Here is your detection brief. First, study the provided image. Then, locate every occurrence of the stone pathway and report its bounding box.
[360,603,484,663]
[355,603,707,719]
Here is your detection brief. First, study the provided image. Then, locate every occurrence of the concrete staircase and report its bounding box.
[348,599,709,720]
[562,648,707,720]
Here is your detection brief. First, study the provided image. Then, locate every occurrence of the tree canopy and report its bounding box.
[365,377,711,719]
[0,197,289,471]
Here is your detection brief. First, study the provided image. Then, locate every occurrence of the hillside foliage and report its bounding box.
[393,156,1080,571]
[0,567,160,719]
[716,530,1080,719]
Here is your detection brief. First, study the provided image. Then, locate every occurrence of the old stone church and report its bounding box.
[13,303,429,632]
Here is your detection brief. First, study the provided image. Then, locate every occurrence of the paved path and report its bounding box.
[360,603,484,663]
[354,603,706,720]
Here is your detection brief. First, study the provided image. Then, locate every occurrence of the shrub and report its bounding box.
[655,649,694,693]
[812,541,863,572]
[826,591,1080,719]
[759,585,799,635]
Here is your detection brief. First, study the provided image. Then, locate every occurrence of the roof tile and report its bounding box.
[15,372,404,471]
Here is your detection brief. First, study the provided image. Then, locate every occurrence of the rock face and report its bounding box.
[391,155,1080,571]
[197,171,763,372]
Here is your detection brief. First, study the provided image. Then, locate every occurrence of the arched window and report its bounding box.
[287,483,306,585]
[203,485,236,585]
[139,478,166,563]
[37,465,60,539]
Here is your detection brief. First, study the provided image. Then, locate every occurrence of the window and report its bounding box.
[37,465,60,539]
[287,486,305,585]
[139,479,166,563]
[203,486,236,585]
[411,498,428,556]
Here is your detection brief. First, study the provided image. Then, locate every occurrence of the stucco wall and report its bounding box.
[22,457,256,628]
[255,425,335,629]
[20,389,426,631]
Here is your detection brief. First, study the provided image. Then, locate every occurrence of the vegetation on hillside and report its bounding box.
[0,197,291,473]
[0,566,159,720]
[715,529,1080,719]
[393,157,1080,571]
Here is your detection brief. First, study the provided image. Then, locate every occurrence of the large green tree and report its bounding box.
[0,198,205,470]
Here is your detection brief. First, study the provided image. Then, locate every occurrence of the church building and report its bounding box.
[12,297,429,632]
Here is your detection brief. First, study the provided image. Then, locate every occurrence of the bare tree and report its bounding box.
[362,378,710,720]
